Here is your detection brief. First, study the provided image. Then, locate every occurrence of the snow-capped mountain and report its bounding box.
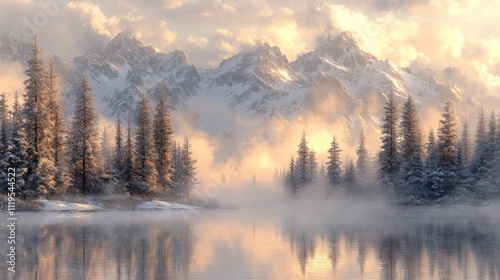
[0,30,494,138]
[0,32,32,63]
[67,30,201,117]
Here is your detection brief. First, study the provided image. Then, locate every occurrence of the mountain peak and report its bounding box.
[105,30,141,52]
[102,30,157,66]
[0,32,32,62]
[255,42,288,63]
[327,31,357,47]
[317,31,376,68]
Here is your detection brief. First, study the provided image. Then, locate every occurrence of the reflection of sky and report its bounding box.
[1,0,500,89]
[2,205,500,279]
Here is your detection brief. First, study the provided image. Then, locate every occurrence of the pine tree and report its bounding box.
[431,100,459,198]
[400,95,424,199]
[475,110,500,198]
[425,129,438,169]
[296,131,310,188]
[497,114,500,151]
[46,59,69,193]
[0,94,11,192]
[176,137,197,198]
[461,119,471,166]
[487,110,497,156]
[437,100,458,168]
[2,94,28,194]
[326,135,342,190]
[153,92,174,194]
[131,94,158,195]
[0,93,8,148]
[378,92,400,181]
[470,107,489,184]
[344,159,356,187]
[307,149,318,182]
[400,95,423,165]
[123,116,134,183]
[100,126,113,172]
[23,34,56,197]
[285,156,297,195]
[68,79,101,194]
[356,128,369,173]
[455,139,473,197]
[172,141,180,184]
[423,129,441,201]
[113,115,125,176]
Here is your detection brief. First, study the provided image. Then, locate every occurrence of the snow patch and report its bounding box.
[137,200,201,211]
[42,200,103,212]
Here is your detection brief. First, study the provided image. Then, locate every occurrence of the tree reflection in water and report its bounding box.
[1,208,500,280]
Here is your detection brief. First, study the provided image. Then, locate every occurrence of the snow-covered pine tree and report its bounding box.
[0,93,8,148]
[123,116,134,183]
[176,137,197,198]
[356,128,369,173]
[455,138,473,197]
[470,107,488,176]
[296,131,310,188]
[68,79,102,194]
[475,110,500,198]
[23,34,56,197]
[497,114,500,151]
[437,100,458,168]
[344,159,356,185]
[423,128,443,201]
[172,141,180,184]
[285,155,297,195]
[400,95,423,165]
[425,129,438,170]
[433,100,459,199]
[326,135,342,190]
[153,92,174,195]
[487,110,497,156]
[400,95,424,200]
[0,94,9,192]
[1,93,28,194]
[378,92,400,184]
[307,149,317,183]
[468,108,493,199]
[100,126,113,172]
[461,119,471,166]
[131,94,158,195]
[486,114,500,198]
[113,115,125,176]
[46,59,69,193]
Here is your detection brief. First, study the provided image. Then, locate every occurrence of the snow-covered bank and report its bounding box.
[0,196,201,212]
[137,200,202,211]
[28,197,202,212]
[41,199,103,212]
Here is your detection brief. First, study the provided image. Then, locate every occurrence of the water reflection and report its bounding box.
[1,206,500,279]
[281,207,500,280]
[1,212,194,280]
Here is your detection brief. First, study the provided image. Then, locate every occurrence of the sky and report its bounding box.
[0,0,498,186]
[0,0,499,91]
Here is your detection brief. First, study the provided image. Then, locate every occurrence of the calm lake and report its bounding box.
[2,200,500,279]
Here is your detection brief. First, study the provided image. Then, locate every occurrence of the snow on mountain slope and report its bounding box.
[0,30,494,146]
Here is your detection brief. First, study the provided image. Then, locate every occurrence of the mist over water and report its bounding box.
[2,190,500,280]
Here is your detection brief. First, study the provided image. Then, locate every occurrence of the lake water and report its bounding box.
[2,200,500,280]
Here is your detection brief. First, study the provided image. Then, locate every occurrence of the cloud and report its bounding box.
[66,1,116,36]
[0,0,499,90]
[0,61,25,105]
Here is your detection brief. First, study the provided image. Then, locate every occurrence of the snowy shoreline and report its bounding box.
[0,195,203,212]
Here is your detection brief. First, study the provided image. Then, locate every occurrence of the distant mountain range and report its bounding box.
[0,30,497,154]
